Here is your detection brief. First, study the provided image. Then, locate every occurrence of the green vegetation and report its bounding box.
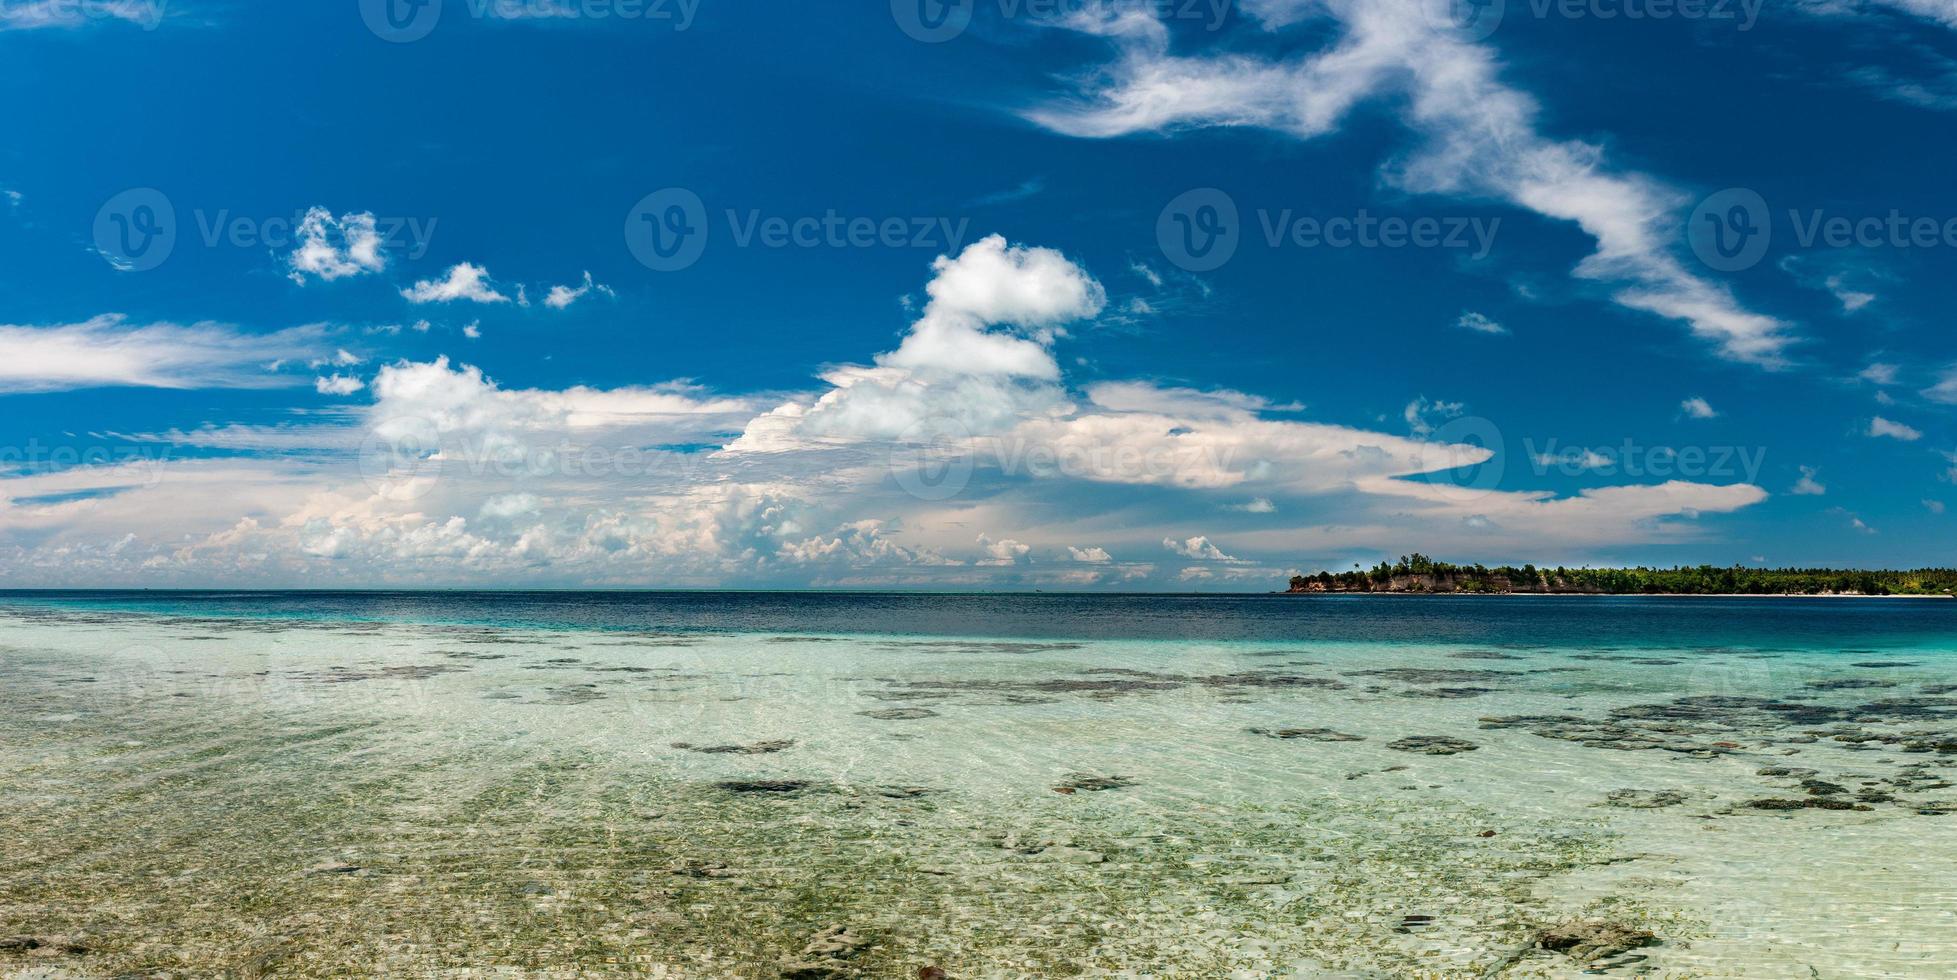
[1288,554,1957,596]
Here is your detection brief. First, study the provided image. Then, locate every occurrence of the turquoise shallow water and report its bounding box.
[1,594,1954,977]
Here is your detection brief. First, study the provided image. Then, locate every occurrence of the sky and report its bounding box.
[1,0,1955,589]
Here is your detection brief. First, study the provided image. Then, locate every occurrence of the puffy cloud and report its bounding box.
[1029,0,1793,365]
[315,374,365,396]
[1681,397,1718,419]
[402,263,510,304]
[1869,416,1922,441]
[977,534,1031,565]
[878,235,1105,379]
[1164,535,1236,560]
[544,271,615,310]
[1792,466,1826,496]
[1922,366,1957,404]
[0,315,324,393]
[0,239,1768,587]
[287,208,386,283]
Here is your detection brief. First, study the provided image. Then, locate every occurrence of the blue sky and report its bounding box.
[1,0,1954,588]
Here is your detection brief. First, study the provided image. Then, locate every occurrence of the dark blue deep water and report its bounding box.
[2,591,1955,652]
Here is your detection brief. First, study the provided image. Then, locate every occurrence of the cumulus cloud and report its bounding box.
[878,235,1105,379]
[1680,397,1718,419]
[1164,535,1236,561]
[1792,466,1826,495]
[0,237,1769,587]
[1869,416,1922,441]
[977,534,1032,565]
[315,374,365,396]
[1028,0,1793,365]
[0,315,324,393]
[402,263,510,304]
[287,208,386,284]
[1923,366,1957,404]
[544,271,615,310]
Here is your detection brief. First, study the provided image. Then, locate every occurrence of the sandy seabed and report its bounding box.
[2,607,1955,978]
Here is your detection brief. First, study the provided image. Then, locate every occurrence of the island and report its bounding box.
[1288,554,1957,596]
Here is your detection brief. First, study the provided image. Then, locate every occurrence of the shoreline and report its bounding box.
[1284,590,1955,599]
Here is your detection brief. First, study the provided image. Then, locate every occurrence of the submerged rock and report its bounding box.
[1387,736,1479,755]
[1053,773,1136,793]
[778,925,870,978]
[1535,920,1657,962]
[1248,727,1364,742]
[718,779,810,794]
[1741,797,1871,812]
[674,740,795,755]
[1604,789,1688,809]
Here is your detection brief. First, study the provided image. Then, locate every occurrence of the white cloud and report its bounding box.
[0,238,1771,587]
[544,271,615,310]
[463,321,482,340]
[878,235,1105,379]
[0,0,159,30]
[1029,1,1793,365]
[0,315,324,393]
[1923,366,1957,404]
[1164,535,1236,561]
[1680,397,1718,419]
[1792,466,1826,496]
[1924,499,1945,514]
[1869,416,1922,441]
[1455,311,1507,335]
[402,263,510,304]
[287,208,386,284]
[315,374,365,396]
[1860,363,1899,386]
[977,534,1031,565]
[1404,396,1464,436]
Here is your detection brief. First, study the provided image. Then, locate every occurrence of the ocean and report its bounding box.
[1,592,1953,977]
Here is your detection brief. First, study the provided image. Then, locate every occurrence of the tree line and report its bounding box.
[1288,554,1957,596]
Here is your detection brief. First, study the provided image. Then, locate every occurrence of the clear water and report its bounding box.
[1,593,1953,977]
